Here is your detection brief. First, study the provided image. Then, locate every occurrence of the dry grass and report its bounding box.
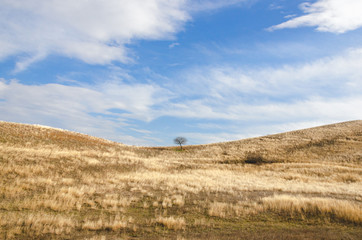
[261,195,362,224]
[1,212,76,238]
[81,215,134,231]
[208,201,258,218]
[207,195,361,225]
[155,216,186,230]
[0,120,361,239]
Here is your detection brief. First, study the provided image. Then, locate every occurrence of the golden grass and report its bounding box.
[261,195,362,224]
[0,120,361,239]
[207,195,362,225]
[81,215,134,231]
[1,212,76,238]
[155,216,186,230]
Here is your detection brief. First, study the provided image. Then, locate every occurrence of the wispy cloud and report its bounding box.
[13,52,47,73]
[269,0,362,33]
[159,47,362,129]
[169,42,180,48]
[180,48,362,101]
[0,79,170,145]
[1,48,362,145]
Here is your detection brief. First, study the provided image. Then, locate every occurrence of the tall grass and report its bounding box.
[1,120,361,239]
[261,195,362,224]
[155,216,186,230]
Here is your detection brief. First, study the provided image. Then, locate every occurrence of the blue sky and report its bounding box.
[1,0,362,146]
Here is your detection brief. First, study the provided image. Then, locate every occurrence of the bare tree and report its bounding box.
[174,137,187,150]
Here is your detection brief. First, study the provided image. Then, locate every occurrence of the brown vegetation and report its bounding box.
[0,120,361,239]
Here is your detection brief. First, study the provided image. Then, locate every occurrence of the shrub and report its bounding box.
[244,151,266,165]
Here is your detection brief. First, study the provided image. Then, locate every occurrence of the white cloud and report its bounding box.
[1,48,362,145]
[181,48,362,101]
[0,0,250,71]
[0,0,190,69]
[0,79,170,145]
[269,0,362,33]
[160,48,362,126]
[226,96,362,122]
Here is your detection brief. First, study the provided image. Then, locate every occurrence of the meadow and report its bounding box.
[0,120,361,239]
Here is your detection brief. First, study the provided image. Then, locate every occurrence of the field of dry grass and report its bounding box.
[0,120,361,239]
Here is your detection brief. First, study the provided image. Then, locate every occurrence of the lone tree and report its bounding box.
[174,137,187,150]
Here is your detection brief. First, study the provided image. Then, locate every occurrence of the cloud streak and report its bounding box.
[1,48,362,145]
[269,0,362,33]
[0,79,171,145]
[179,48,362,103]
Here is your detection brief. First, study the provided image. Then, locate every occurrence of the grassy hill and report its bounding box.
[0,120,361,239]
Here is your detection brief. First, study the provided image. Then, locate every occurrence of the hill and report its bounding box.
[0,120,361,239]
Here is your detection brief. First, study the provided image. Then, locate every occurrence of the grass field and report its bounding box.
[0,120,361,239]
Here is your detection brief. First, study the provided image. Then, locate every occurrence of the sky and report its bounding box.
[1,0,362,146]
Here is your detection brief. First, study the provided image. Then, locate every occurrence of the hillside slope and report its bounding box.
[0,120,361,239]
[184,120,362,163]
